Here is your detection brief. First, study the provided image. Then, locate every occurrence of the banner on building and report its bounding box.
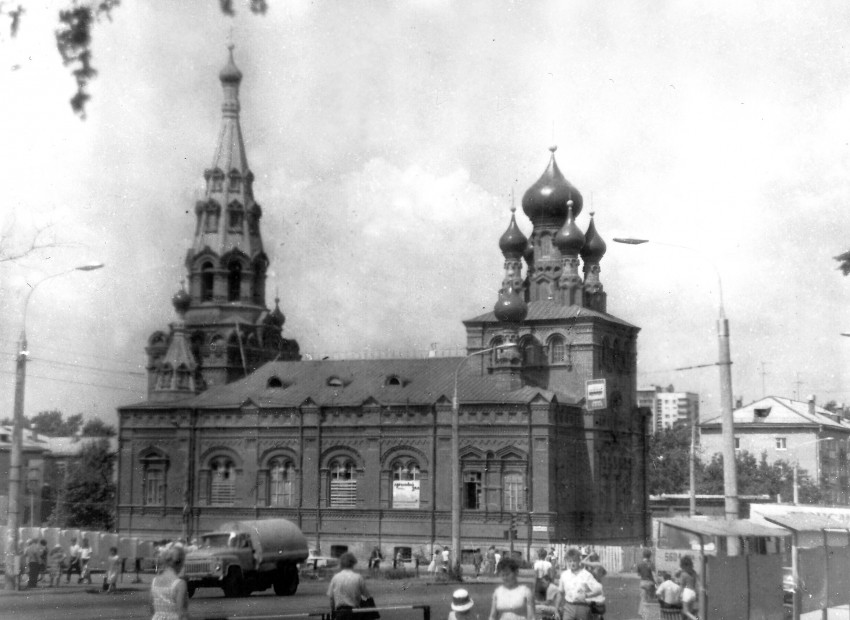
[586,379,607,410]
[392,480,420,509]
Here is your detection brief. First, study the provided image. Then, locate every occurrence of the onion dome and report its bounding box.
[268,297,285,327]
[553,202,585,255]
[580,212,607,262]
[172,287,191,316]
[521,146,583,221]
[219,44,243,83]
[494,287,528,323]
[499,207,528,259]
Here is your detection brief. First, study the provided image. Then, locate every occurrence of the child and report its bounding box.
[106,547,121,594]
[449,588,476,620]
[47,544,66,587]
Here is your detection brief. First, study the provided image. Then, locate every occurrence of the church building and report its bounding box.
[117,49,650,558]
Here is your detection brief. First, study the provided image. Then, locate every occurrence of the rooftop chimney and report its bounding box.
[808,394,816,416]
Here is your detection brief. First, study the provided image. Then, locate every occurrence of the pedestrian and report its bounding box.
[394,550,403,569]
[428,547,439,577]
[488,557,535,620]
[327,552,373,620]
[440,547,451,581]
[39,539,49,578]
[555,547,603,620]
[24,539,42,589]
[582,553,607,620]
[368,547,383,573]
[484,546,496,576]
[47,544,66,587]
[493,550,501,575]
[67,537,82,583]
[79,537,93,584]
[149,543,189,620]
[450,588,478,620]
[635,548,656,618]
[472,549,483,578]
[678,556,699,620]
[533,548,554,601]
[655,571,682,610]
[106,546,121,593]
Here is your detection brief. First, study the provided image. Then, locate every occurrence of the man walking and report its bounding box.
[24,539,42,589]
[66,537,82,583]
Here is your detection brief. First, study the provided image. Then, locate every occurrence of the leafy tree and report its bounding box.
[30,410,83,436]
[81,417,116,437]
[648,422,703,495]
[835,251,850,276]
[1,0,268,118]
[48,437,115,530]
[700,451,823,503]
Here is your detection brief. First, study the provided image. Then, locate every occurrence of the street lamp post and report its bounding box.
[614,238,739,524]
[4,263,104,591]
[451,344,514,576]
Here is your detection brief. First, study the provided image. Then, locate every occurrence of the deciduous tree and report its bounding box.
[48,437,116,529]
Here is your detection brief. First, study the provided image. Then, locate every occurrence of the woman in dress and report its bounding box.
[149,543,189,620]
[489,557,535,620]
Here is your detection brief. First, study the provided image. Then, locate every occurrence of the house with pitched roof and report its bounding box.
[700,396,850,505]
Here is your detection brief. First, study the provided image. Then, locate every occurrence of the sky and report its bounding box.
[1,0,850,429]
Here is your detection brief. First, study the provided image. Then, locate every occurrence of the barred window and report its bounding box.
[392,461,420,481]
[330,459,357,508]
[463,471,483,509]
[549,335,566,364]
[210,458,236,506]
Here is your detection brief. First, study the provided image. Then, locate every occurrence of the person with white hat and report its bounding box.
[450,588,477,620]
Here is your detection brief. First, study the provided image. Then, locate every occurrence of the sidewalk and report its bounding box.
[0,571,155,596]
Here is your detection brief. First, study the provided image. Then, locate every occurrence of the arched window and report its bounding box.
[228,169,241,191]
[210,457,236,506]
[228,262,242,301]
[549,334,566,364]
[520,336,544,367]
[158,364,173,390]
[329,458,357,508]
[228,204,244,233]
[392,460,421,481]
[538,232,553,258]
[141,452,168,507]
[175,364,191,390]
[391,459,421,509]
[267,376,284,388]
[211,170,224,192]
[205,203,220,233]
[269,458,295,507]
[200,262,215,302]
[503,472,525,511]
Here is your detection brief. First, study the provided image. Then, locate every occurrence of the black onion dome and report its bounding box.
[172,288,191,315]
[268,298,285,327]
[580,213,607,262]
[494,287,528,323]
[521,146,583,221]
[553,203,585,255]
[219,45,243,83]
[499,208,528,259]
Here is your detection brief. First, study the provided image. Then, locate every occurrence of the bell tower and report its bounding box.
[146,46,300,401]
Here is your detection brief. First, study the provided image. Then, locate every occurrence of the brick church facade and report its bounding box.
[117,49,651,558]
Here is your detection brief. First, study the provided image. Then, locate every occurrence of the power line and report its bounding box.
[0,335,143,370]
[0,369,145,393]
[29,357,146,378]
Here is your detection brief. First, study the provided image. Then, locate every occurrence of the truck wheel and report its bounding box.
[273,565,299,596]
[223,570,245,598]
[187,584,196,598]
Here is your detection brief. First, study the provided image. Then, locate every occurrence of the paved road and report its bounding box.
[0,570,643,620]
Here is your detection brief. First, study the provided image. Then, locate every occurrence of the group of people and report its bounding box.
[636,549,699,620]
[445,547,607,620]
[19,536,94,589]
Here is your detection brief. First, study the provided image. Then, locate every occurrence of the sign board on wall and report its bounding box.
[586,379,607,410]
[392,480,420,509]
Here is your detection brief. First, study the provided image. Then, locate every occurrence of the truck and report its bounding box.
[183,518,309,598]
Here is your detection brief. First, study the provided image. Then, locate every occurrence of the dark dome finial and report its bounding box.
[499,205,528,259]
[172,283,191,316]
[219,44,243,83]
[522,148,583,221]
[553,201,585,255]
[580,211,607,262]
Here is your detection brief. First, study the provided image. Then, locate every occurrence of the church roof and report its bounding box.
[123,357,581,410]
[463,300,637,328]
